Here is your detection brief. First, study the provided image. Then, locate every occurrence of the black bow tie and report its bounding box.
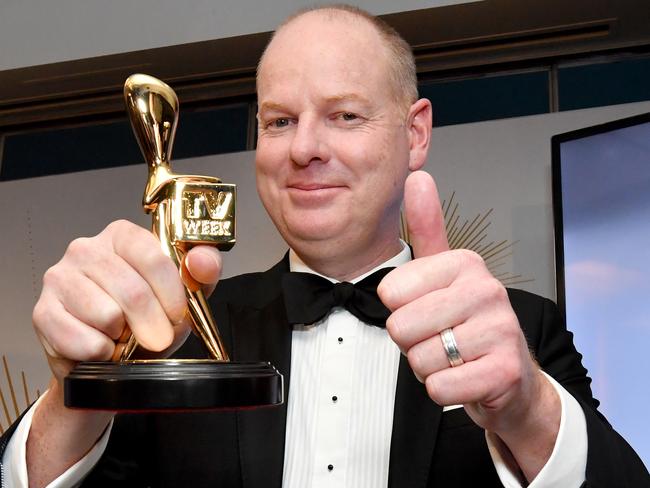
[281,267,394,327]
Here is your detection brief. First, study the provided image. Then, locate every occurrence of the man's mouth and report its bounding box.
[289,183,341,191]
[286,182,347,204]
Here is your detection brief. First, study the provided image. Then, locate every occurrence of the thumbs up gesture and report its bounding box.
[377,171,561,480]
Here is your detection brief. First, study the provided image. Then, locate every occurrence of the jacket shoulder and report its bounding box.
[506,288,558,332]
[213,255,288,309]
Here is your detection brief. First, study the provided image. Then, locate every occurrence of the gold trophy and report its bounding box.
[64,74,283,411]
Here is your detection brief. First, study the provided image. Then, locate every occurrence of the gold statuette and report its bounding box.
[117,74,235,362]
[63,74,282,411]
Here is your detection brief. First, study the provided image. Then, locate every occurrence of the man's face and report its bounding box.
[255,12,413,263]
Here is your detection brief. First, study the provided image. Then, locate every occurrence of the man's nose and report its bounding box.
[289,116,330,166]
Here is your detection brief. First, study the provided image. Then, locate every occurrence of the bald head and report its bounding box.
[257,5,418,116]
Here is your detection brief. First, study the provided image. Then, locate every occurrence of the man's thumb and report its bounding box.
[404,171,449,258]
[183,245,222,295]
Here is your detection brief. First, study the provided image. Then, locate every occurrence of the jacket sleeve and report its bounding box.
[508,288,650,487]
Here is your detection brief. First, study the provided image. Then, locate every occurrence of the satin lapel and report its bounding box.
[388,354,442,488]
[231,264,292,488]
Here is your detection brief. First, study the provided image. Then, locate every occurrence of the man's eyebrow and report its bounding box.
[324,93,372,106]
[258,94,372,114]
[258,101,287,114]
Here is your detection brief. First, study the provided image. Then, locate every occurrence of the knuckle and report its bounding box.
[466,277,507,307]
[406,346,422,372]
[65,237,92,260]
[123,281,153,311]
[32,300,50,330]
[457,249,483,268]
[494,310,521,343]
[384,313,403,343]
[106,219,131,234]
[489,278,508,301]
[140,246,169,272]
[376,279,397,310]
[45,323,71,359]
[504,318,522,341]
[481,278,506,303]
[85,338,112,361]
[42,265,62,288]
[425,376,442,403]
[499,355,523,388]
[106,220,149,248]
[97,302,125,336]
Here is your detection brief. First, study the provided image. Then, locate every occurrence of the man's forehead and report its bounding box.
[261,10,384,68]
[258,11,389,90]
[257,66,386,111]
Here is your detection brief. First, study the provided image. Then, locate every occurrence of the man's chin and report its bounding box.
[282,219,347,247]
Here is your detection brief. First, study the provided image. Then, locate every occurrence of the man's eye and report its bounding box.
[270,118,290,128]
[340,112,357,121]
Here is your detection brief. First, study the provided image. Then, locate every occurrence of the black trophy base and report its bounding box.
[64,360,283,412]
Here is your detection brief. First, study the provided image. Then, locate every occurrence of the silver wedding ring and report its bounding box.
[440,327,464,367]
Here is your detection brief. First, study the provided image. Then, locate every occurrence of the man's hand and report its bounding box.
[33,219,222,383]
[377,171,560,481]
[26,220,222,487]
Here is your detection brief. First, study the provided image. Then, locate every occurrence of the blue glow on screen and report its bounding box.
[560,120,650,467]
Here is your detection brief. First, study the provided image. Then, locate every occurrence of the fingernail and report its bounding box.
[194,248,221,269]
[173,308,191,327]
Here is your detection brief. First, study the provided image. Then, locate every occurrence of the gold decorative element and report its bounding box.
[400,191,533,287]
[0,355,41,434]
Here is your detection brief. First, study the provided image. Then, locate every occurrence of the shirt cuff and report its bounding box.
[2,390,114,488]
[485,372,588,488]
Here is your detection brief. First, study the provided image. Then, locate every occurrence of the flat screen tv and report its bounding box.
[552,112,650,467]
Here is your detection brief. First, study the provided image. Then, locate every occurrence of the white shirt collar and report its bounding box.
[288,240,412,284]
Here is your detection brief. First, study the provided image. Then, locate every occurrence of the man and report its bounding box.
[1,5,647,487]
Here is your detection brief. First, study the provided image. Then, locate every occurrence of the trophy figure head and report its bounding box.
[124,73,179,212]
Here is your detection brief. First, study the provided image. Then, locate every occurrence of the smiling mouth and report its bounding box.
[286,184,346,204]
[288,183,345,191]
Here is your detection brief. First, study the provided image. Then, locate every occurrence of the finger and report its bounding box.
[423,349,527,408]
[45,268,125,340]
[34,293,115,362]
[180,254,201,293]
[379,250,473,311]
[109,222,187,326]
[385,286,468,348]
[404,171,449,259]
[168,320,192,354]
[185,246,222,297]
[133,318,192,360]
[383,262,497,341]
[405,320,488,378]
[82,250,174,352]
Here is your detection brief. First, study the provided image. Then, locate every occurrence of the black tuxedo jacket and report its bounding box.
[1,256,648,487]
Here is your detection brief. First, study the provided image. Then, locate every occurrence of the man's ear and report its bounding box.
[406,98,432,171]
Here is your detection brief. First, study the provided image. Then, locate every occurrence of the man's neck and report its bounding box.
[290,238,406,282]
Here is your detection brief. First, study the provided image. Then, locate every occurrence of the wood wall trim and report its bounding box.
[1,0,648,131]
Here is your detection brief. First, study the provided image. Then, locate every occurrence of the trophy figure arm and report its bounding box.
[144,173,223,212]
